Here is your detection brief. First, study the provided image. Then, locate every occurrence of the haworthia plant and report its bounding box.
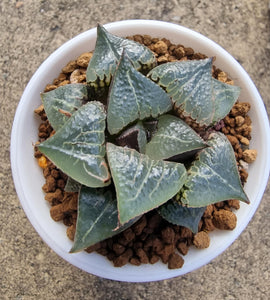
[158,200,206,233]
[41,83,88,131]
[106,143,187,224]
[145,114,207,160]
[148,58,240,126]
[180,132,249,207]
[37,26,249,255]
[70,186,140,253]
[38,101,111,188]
[86,24,156,88]
[107,51,172,135]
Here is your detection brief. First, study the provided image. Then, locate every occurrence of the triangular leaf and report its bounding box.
[86,24,156,87]
[148,58,240,126]
[158,199,206,233]
[106,143,187,224]
[38,102,111,188]
[145,114,207,160]
[148,58,214,126]
[181,132,249,207]
[115,121,147,153]
[70,186,139,253]
[41,83,88,131]
[107,51,172,135]
[211,78,240,124]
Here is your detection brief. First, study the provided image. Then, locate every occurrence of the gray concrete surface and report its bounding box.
[1,0,270,299]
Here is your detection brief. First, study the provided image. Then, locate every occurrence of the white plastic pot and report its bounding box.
[10,20,270,282]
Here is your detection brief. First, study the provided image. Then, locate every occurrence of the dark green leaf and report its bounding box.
[181,132,249,207]
[64,177,81,192]
[148,59,240,126]
[41,83,88,131]
[211,78,240,124]
[70,186,139,253]
[158,199,206,233]
[145,114,207,160]
[38,101,111,188]
[107,51,172,135]
[86,24,156,88]
[148,58,214,126]
[106,143,187,224]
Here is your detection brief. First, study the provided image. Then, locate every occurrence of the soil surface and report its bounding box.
[1,0,270,299]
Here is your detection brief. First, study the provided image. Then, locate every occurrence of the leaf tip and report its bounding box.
[97,23,104,31]
[242,193,250,205]
[69,245,79,254]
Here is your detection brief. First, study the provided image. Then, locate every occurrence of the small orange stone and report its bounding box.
[38,156,48,169]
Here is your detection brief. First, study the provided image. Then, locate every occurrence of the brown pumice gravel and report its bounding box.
[212,210,237,230]
[34,34,257,270]
[193,231,210,249]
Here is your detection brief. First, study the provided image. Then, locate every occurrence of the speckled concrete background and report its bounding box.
[1,0,270,299]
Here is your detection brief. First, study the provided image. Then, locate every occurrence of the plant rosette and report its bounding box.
[11,20,270,282]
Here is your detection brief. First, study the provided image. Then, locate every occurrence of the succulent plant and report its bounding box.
[38,25,249,254]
